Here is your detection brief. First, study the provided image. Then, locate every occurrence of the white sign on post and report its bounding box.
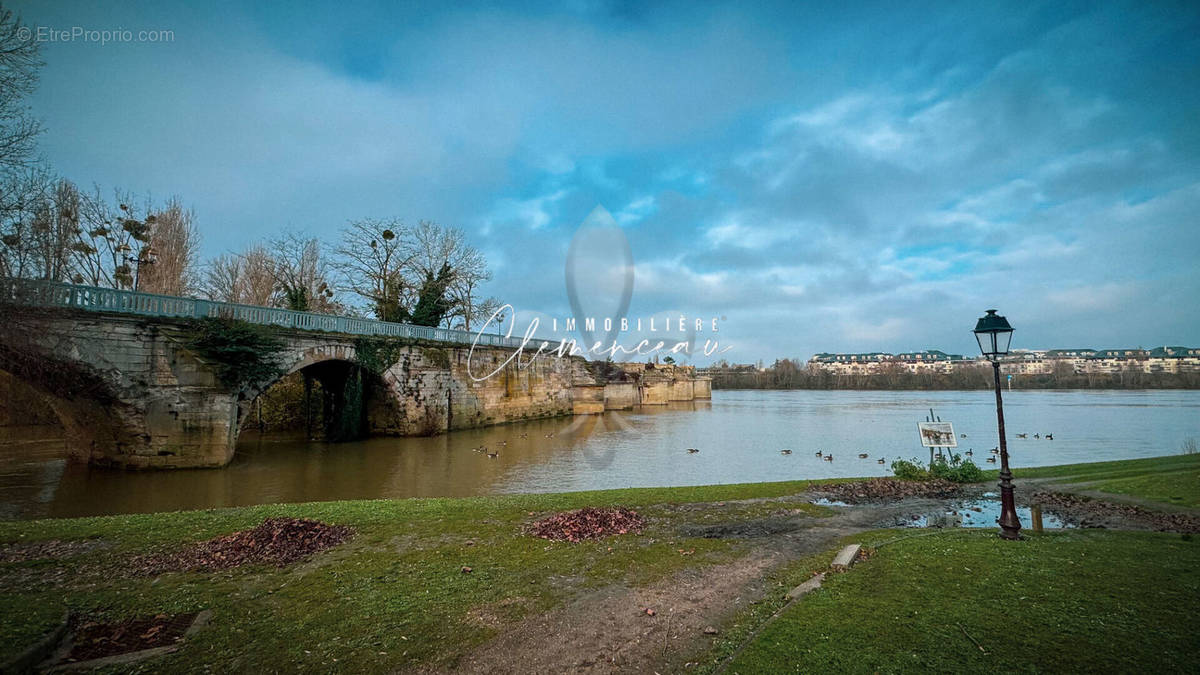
[917,421,957,448]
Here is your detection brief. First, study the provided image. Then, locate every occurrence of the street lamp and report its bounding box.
[974,309,1020,540]
[122,246,157,291]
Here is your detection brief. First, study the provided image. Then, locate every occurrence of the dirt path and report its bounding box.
[413,486,1200,674]
[418,500,931,675]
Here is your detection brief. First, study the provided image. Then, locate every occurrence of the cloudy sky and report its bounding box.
[12,0,1200,363]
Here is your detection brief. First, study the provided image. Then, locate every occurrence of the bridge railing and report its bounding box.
[1,277,556,351]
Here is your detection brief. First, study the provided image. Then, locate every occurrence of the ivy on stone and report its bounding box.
[182,317,286,390]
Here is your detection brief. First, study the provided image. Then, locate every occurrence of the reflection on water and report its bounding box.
[894,500,1072,529]
[1,390,1198,520]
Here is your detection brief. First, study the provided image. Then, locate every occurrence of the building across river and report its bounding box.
[803,347,1200,376]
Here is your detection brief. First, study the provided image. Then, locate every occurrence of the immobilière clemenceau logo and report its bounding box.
[462,205,733,468]
[465,205,733,383]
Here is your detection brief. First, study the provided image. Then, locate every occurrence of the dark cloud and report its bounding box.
[11,0,1200,361]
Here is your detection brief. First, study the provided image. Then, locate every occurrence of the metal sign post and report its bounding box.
[918,409,957,464]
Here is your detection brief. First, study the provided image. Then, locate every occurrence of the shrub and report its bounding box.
[931,454,987,483]
[890,458,929,481]
[891,455,986,483]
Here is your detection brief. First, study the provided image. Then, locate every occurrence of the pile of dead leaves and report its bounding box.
[66,612,197,662]
[814,478,962,503]
[1032,491,1200,533]
[133,517,354,574]
[527,507,646,542]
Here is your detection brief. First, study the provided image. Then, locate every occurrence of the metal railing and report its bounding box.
[1,276,553,350]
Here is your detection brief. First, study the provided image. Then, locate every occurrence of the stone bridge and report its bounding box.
[0,279,709,469]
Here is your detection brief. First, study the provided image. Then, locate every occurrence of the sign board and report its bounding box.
[917,421,957,448]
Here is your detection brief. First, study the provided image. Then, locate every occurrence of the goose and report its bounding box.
[1045,433,1053,440]
[960,434,967,438]
[877,458,886,464]
[781,449,792,455]
[1016,433,1028,439]
[986,456,996,463]
[687,448,699,454]
[823,454,833,462]
[500,440,507,447]
[990,447,1000,454]
[1034,433,1040,439]
[965,449,973,456]
[486,450,499,458]
[858,453,869,459]
[815,450,823,457]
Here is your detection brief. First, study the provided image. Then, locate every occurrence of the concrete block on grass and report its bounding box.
[831,543,862,570]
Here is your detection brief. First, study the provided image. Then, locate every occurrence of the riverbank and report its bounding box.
[1,454,1197,672]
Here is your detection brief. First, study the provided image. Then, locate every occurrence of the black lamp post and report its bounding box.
[974,309,1020,540]
[123,247,157,292]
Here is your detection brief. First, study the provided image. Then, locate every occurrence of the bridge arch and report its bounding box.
[0,360,148,468]
[236,344,406,443]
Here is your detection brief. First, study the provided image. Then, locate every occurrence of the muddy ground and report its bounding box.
[421,483,1199,674]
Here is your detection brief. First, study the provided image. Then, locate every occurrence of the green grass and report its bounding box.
[993,453,1200,507]
[0,482,831,672]
[2,455,1198,672]
[719,529,1200,674]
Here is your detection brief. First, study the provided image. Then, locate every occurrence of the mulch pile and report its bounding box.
[527,507,646,542]
[133,517,354,574]
[1032,491,1200,533]
[64,612,198,663]
[814,478,962,503]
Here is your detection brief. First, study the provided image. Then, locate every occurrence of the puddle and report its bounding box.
[810,498,852,507]
[893,499,1073,529]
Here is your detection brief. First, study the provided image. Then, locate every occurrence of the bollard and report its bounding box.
[1031,504,1043,532]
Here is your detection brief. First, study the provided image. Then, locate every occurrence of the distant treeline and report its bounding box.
[705,360,1200,391]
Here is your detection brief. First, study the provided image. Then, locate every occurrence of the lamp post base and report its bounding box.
[998,470,1022,540]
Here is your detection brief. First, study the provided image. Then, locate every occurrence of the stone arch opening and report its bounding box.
[237,351,403,443]
[0,363,145,466]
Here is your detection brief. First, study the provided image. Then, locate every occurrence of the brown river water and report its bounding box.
[1,390,1198,520]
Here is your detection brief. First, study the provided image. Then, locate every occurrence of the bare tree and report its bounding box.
[407,220,494,329]
[0,6,42,178]
[268,231,338,313]
[138,197,200,296]
[69,186,155,289]
[203,244,277,306]
[0,166,60,279]
[334,218,414,322]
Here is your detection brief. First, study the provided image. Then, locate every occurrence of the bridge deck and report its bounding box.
[2,277,551,350]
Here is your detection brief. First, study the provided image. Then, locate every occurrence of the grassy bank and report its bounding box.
[712,529,1200,673]
[998,453,1200,507]
[0,481,830,671]
[1,455,1197,672]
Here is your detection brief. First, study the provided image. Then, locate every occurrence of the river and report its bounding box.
[1,389,1198,520]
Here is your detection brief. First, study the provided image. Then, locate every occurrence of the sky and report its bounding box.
[11,0,1200,364]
